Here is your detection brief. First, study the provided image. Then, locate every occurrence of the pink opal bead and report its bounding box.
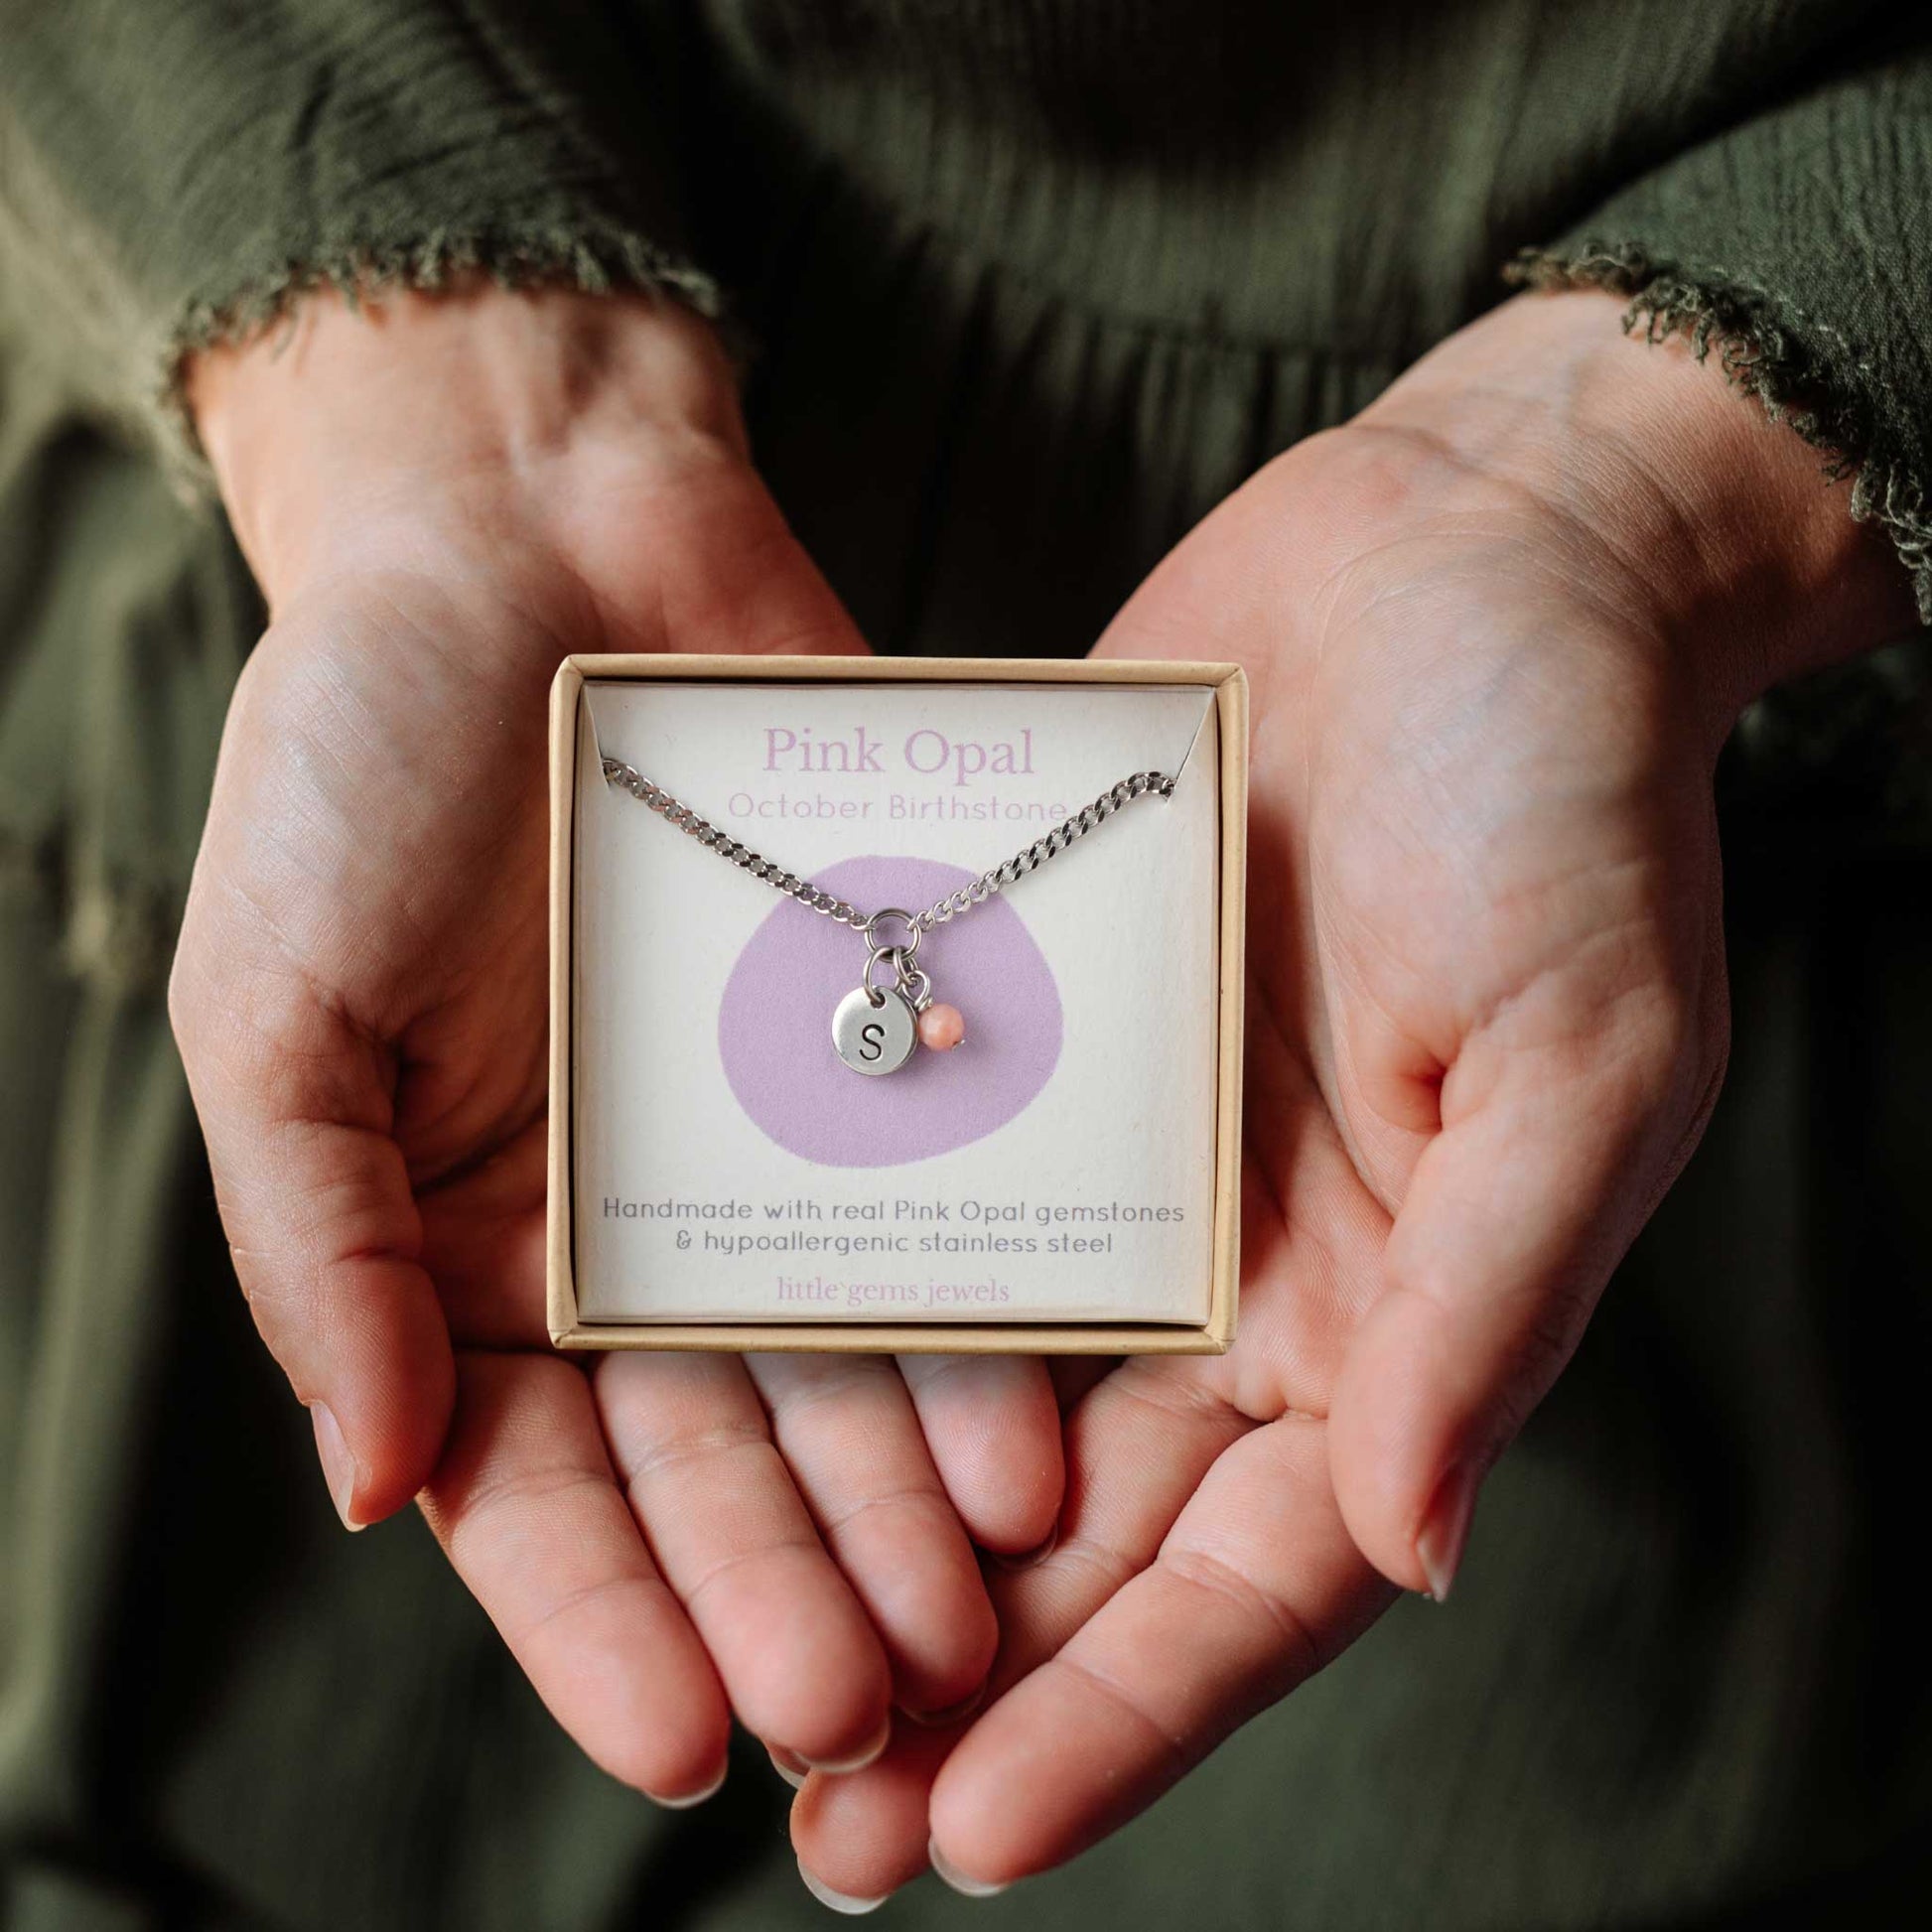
[917,1003,966,1051]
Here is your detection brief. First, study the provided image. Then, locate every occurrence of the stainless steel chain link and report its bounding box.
[598,756,1174,934]
[600,752,1175,1072]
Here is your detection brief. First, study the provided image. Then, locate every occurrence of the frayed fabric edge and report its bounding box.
[155,221,728,494]
[1507,242,1932,627]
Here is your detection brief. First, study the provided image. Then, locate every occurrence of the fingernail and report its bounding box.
[903,1681,987,1727]
[768,1745,808,1790]
[308,1403,365,1531]
[1417,1460,1479,1603]
[802,1716,891,1775]
[796,1858,889,1915]
[929,1837,1010,1898]
[989,1522,1058,1573]
[651,1762,727,1810]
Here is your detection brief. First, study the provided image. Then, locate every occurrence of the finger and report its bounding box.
[896,1355,1065,1555]
[1328,958,1724,1601]
[596,1351,894,1768]
[990,1361,1256,1652]
[792,1724,958,1906]
[747,1354,999,1717]
[789,1359,1251,1901]
[170,950,453,1526]
[418,1350,731,1803]
[927,1418,1388,1887]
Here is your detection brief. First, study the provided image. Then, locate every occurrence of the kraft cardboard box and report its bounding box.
[548,654,1247,1353]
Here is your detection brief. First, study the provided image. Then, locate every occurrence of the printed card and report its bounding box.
[570,675,1221,1324]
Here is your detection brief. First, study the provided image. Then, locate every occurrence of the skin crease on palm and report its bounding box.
[172,283,1913,1895]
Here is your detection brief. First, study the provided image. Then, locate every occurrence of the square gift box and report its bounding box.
[548,654,1247,1353]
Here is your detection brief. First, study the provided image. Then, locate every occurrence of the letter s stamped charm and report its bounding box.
[833,983,917,1075]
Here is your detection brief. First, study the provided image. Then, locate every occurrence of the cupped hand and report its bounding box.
[791,289,1916,1898]
[169,285,1062,1804]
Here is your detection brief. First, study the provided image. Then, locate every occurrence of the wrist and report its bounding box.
[188,280,747,611]
[1357,290,1915,746]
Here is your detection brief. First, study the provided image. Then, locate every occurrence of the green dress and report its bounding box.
[3,4,1930,1926]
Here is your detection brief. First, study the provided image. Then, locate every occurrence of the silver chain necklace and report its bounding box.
[601,755,1174,1074]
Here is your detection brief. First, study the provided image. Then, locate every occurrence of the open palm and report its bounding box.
[171,290,1062,1805]
[788,290,1906,1899]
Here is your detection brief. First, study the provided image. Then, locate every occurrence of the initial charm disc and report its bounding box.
[833,985,917,1075]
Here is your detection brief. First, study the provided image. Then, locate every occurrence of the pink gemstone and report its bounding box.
[917,1003,966,1050]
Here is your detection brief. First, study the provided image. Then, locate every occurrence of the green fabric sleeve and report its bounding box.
[0,0,719,468]
[1509,42,1932,623]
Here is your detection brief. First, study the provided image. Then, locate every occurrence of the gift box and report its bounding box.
[547,653,1247,1353]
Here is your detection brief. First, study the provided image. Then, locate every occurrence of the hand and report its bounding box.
[170,284,1062,1803]
[789,289,1915,1897]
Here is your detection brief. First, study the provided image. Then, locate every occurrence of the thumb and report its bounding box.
[1325,972,1725,1601]
[170,947,456,1529]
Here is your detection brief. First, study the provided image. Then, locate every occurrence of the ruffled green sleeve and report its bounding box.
[0,0,719,470]
[1509,43,1932,624]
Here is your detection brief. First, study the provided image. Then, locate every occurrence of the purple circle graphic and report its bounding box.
[720,857,1062,1167]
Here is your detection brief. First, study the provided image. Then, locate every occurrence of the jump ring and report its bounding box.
[864,944,907,999]
[864,907,921,959]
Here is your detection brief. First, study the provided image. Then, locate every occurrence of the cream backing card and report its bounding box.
[571,676,1220,1324]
